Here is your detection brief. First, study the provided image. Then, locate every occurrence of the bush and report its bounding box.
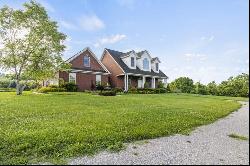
[136,88,145,94]
[172,88,182,93]
[128,87,137,93]
[144,88,155,94]
[169,77,194,93]
[127,88,167,94]
[96,83,104,92]
[0,79,11,88]
[157,81,165,88]
[61,82,78,92]
[84,90,92,93]
[59,78,65,87]
[113,87,123,93]
[48,85,59,88]
[155,88,167,93]
[99,91,116,96]
[0,88,16,92]
[37,87,66,93]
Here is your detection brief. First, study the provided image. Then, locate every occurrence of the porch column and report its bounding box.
[124,74,129,91]
[124,74,127,91]
[126,74,129,90]
[152,77,156,89]
[142,76,146,88]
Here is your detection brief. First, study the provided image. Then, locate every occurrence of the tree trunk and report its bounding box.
[16,79,22,95]
[20,84,26,94]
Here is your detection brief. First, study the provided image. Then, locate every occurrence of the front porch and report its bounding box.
[118,74,167,91]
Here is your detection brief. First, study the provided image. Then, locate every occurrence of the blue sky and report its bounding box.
[0,0,249,83]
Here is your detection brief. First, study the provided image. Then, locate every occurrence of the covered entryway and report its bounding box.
[119,73,167,91]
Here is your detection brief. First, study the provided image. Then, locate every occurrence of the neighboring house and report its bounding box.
[101,48,168,91]
[59,47,111,91]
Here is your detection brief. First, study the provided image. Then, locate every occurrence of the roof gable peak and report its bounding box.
[137,50,152,59]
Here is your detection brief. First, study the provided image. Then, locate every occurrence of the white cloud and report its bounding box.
[117,0,135,9]
[200,35,215,42]
[94,34,126,47]
[184,53,207,61]
[224,48,237,55]
[209,36,215,41]
[79,15,105,31]
[60,20,77,30]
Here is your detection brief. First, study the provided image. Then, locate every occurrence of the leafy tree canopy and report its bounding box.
[168,73,249,97]
[0,0,70,95]
[169,77,194,93]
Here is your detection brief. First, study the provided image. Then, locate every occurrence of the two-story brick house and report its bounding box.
[101,48,168,91]
[57,47,168,91]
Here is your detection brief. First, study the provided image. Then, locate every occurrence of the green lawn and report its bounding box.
[0,92,246,164]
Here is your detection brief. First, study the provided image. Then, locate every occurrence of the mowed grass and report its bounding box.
[228,133,248,141]
[0,92,245,164]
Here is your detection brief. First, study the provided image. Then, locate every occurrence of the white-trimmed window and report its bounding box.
[143,58,149,70]
[69,73,76,83]
[96,75,101,84]
[131,57,135,67]
[83,56,90,67]
[156,63,159,71]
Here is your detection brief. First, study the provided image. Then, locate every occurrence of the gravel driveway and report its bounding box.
[69,101,249,165]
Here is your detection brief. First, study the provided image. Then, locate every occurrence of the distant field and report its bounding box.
[0,92,245,164]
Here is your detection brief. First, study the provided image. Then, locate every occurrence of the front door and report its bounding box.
[138,79,143,88]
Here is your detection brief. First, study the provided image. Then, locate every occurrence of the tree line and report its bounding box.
[167,73,249,97]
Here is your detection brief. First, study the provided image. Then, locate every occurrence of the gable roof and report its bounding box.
[137,50,153,59]
[152,57,161,63]
[120,50,137,58]
[105,48,168,78]
[66,47,110,74]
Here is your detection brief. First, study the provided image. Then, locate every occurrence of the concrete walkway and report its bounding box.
[69,102,249,165]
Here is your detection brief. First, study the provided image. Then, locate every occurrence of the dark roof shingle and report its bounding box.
[106,48,168,78]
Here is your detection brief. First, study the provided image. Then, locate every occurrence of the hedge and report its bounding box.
[99,91,117,96]
[128,88,167,94]
[38,87,66,93]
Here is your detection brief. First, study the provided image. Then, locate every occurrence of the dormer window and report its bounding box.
[156,63,159,71]
[83,55,90,67]
[131,57,135,67]
[143,58,149,70]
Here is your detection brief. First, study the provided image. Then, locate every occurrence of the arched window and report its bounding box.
[83,56,90,67]
[143,58,149,70]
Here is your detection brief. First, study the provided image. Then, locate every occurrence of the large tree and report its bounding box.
[0,1,69,95]
[217,73,249,97]
[207,81,218,95]
[169,77,194,93]
[194,81,208,95]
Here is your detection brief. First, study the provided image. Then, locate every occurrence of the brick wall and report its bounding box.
[101,50,125,89]
[70,49,105,72]
[59,71,109,91]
